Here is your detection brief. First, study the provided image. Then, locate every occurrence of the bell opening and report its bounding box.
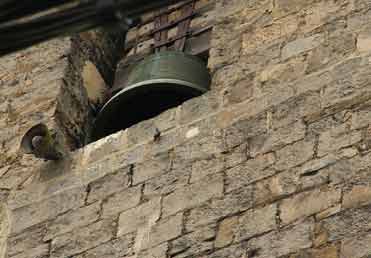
[93,82,203,140]
[92,51,211,141]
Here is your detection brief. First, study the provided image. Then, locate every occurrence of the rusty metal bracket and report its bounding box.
[154,8,169,52]
[174,0,195,51]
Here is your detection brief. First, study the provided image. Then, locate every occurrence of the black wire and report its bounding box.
[0,0,75,23]
[0,0,183,57]
[0,3,113,56]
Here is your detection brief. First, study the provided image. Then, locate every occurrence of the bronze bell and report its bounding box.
[92,51,211,140]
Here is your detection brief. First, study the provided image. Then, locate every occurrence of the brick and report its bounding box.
[10,186,86,235]
[170,225,215,258]
[247,219,314,257]
[190,156,225,183]
[315,204,341,221]
[51,219,115,258]
[74,233,135,258]
[322,205,371,242]
[117,197,161,236]
[274,0,315,17]
[254,170,299,205]
[186,186,254,232]
[224,143,249,169]
[242,23,283,55]
[7,224,46,257]
[137,243,168,258]
[258,57,306,86]
[162,175,224,217]
[139,213,183,250]
[102,185,142,218]
[275,139,315,171]
[81,130,128,166]
[282,34,324,60]
[249,121,306,156]
[44,202,100,241]
[280,187,341,224]
[81,145,145,185]
[226,152,276,192]
[143,167,190,198]
[133,152,172,184]
[235,204,277,242]
[271,92,321,129]
[11,244,49,258]
[317,124,362,157]
[343,185,371,209]
[215,217,238,248]
[223,112,267,150]
[341,232,371,258]
[357,27,371,53]
[87,167,131,204]
[179,93,219,125]
[292,245,339,258]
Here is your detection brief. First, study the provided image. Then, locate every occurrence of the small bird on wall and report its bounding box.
[20,123,64,161]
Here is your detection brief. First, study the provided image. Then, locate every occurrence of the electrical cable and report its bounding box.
[0,0,74,23]
[0,0,184,57]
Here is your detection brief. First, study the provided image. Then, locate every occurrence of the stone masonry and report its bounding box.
[2,0,371,257]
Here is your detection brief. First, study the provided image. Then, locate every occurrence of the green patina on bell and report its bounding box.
[92,51,211,140]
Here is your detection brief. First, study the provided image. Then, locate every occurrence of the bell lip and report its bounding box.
[102,78,208,112]
[92,79,208,140]
[20,123,48,154]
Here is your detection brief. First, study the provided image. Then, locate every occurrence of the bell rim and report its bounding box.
[92,79,208,140]
[102,78,208,113]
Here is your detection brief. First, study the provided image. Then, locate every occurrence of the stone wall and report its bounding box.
[0,28,125,256]
[3,0,371,257]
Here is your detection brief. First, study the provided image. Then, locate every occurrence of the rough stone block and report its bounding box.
[87,166,131,204]
[247,219,314,257]
[275,138,315,171]
[133,152,172,185]
[186,186,254,232]
[44,202,100,241]
[137,243,168,258]
[10,186,86,235]
[341,232,371,258]
[7,224,46,257]
[226,152,275,192]
[51,219,115,258]
[139,213,183,251]
[234,203,277,242]
[282,34,324,60]
[74,233,135,258]
[81,130,128,166]
[162,175,224,217]
[242,24,283,55]
[190,156,225,183]
[215,216,238,248]
[317,123,362,157]
[102,185,142,218]
[342,185,371,209]
[117,197,161,236]
[11,244,49,258]
[271,92,321,129]
[322,205,371,242]
[170,224,216,258]
[249,121,306,156]
[143,167,190,198]
[280,187,341,224]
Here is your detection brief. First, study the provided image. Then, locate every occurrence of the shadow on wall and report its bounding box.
[54,28,127,149]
